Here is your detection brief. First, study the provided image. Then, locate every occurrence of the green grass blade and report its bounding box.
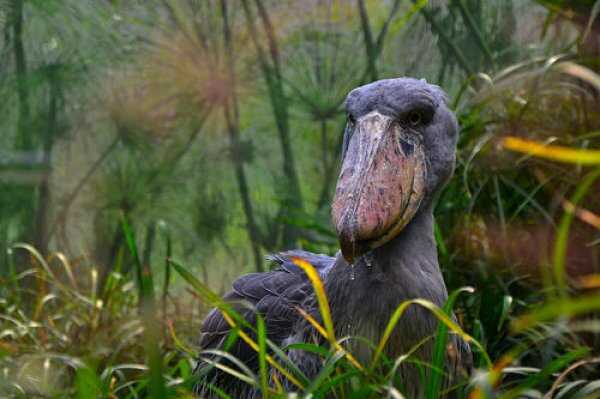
[284,342,330,357]
[304,351,346,394]
[257,315,269,398]
[433,221,448,258]
[120,214,166,398]
[315,370,361,397]
[426,287,474,399]
[167,259,243,327]
[371,297,491,369]
[204,383,234,399]
[199,350,258,383]
[553,167,600,297]
[572,380,600,399]
[512,295,600,332]
[160,222,172,330]
[499,347,589,399]
[120,213,155,303]
[75,364,102,399]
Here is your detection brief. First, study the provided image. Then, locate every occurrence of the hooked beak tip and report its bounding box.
[338,231,365,265]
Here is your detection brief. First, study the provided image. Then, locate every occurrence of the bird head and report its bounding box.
[331,78,458,263]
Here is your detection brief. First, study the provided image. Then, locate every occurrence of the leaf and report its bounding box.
[388,0,429,38]
[371,297,490,370]
[502,137,600,165]
[162,221,172,305]
[572,380,600,399]
[499,348,589,399]
[199,357,257,387]
[304,351,346,394]
[315,370,361,397]
[498,295,513,332]
[284,342,330,357]
[426,287,475,399]
[556,62,600,92]
[295,304,364,370]
[257,316,269,398]
[121,215,166,398]
[289,257,336,344]
[553,168,600,296]
[513,295,600,332]
[198,349,258,385]
[120,213,155,303]
[555,380,588,399]
[75,364,102,399]
[291,259,365,371]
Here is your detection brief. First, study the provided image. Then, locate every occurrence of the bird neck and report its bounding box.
[371,203,440,283]
[326,202,448,326]
[321,204,449,395]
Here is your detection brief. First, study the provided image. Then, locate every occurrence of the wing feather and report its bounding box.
[195,250,336,396]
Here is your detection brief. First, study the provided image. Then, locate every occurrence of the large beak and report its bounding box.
[332,111,427,263]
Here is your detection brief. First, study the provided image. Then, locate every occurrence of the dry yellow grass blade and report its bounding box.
[295,307,364,371]
[294,307,328,338]
[289,258,336,344]
[577,274,600,289]
[561,199,600,230]
[502,136,600,165]
[468,353,515,399]
[167,320,196,357]
[47,252,78,290]
[290,257,365,370]
[533,168,600,230]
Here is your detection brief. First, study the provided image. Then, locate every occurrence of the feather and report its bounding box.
[194,251,335,397]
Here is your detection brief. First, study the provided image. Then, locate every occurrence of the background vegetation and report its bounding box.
[1,0,600,397]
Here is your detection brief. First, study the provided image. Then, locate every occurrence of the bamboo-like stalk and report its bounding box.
[375,0,403,55]
[453,0,496,70]
[11,0,30,150]
[315,0,404,212]
[10,0,37,254]
[221,0,264,273]
[242,0,305,248]
[357,0,379,81]
[34,67,61,256]
[416,1,474,76]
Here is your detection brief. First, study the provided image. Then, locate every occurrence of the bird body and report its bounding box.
[195,78,471,398]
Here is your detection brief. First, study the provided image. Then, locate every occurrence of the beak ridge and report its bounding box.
[331,111,427,263]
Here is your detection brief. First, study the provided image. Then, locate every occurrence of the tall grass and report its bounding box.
[3,206,600,398]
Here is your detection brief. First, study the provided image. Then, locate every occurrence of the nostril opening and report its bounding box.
[399,139,414,156]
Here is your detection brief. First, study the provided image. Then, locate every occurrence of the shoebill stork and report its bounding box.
[195,78,471,397]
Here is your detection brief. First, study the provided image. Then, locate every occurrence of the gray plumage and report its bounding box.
[194,78,471,398]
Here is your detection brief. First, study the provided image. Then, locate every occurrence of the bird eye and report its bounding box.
[347,114,356,126]
[407,111,422,126]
